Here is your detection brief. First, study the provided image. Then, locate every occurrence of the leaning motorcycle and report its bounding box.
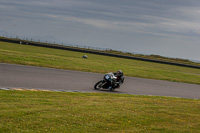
[94,73,121,91]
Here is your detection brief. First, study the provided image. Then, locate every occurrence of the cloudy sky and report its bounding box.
[1,0,200,61]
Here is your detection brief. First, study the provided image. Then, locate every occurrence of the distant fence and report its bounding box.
[0,38,200,69]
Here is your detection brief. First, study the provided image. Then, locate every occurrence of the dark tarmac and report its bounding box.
[0,63,199,99]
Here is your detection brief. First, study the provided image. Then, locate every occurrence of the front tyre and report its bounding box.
[94,81,103,90]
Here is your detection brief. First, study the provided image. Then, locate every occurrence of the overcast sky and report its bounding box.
[0,0,200,61]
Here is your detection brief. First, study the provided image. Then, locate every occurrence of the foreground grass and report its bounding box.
[0,90,200,133]
[0,41,200,84]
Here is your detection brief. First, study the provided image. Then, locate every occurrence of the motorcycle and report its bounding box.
[94,73,122,91]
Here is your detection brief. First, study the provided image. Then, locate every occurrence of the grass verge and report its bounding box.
[0,90,200,133]
[0,41,200,84]
[1,36,200,67]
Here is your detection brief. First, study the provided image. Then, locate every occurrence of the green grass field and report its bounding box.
[0,41,200,84]
[0,90,200,133]
[0,41,200,132]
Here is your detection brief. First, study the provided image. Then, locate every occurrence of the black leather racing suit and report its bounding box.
[113,72,124,88]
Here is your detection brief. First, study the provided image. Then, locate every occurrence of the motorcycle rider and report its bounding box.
[113,70,124,88]
[108,70,124,89]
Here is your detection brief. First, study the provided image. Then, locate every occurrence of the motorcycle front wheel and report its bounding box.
[94,80,104,90]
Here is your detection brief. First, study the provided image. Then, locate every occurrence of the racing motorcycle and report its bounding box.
[94,73,122,91]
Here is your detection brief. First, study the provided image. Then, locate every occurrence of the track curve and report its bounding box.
[0,63,199,99]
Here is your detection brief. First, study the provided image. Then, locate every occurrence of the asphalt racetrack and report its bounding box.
[0,63,199,99]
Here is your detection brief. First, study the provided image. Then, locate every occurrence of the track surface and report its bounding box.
[0,63,199,99]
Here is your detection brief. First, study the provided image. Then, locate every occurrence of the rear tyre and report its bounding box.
[94,81,103,90]
[109,88,115,91]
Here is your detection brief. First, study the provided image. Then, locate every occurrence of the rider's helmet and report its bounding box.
[116,70,123,77]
